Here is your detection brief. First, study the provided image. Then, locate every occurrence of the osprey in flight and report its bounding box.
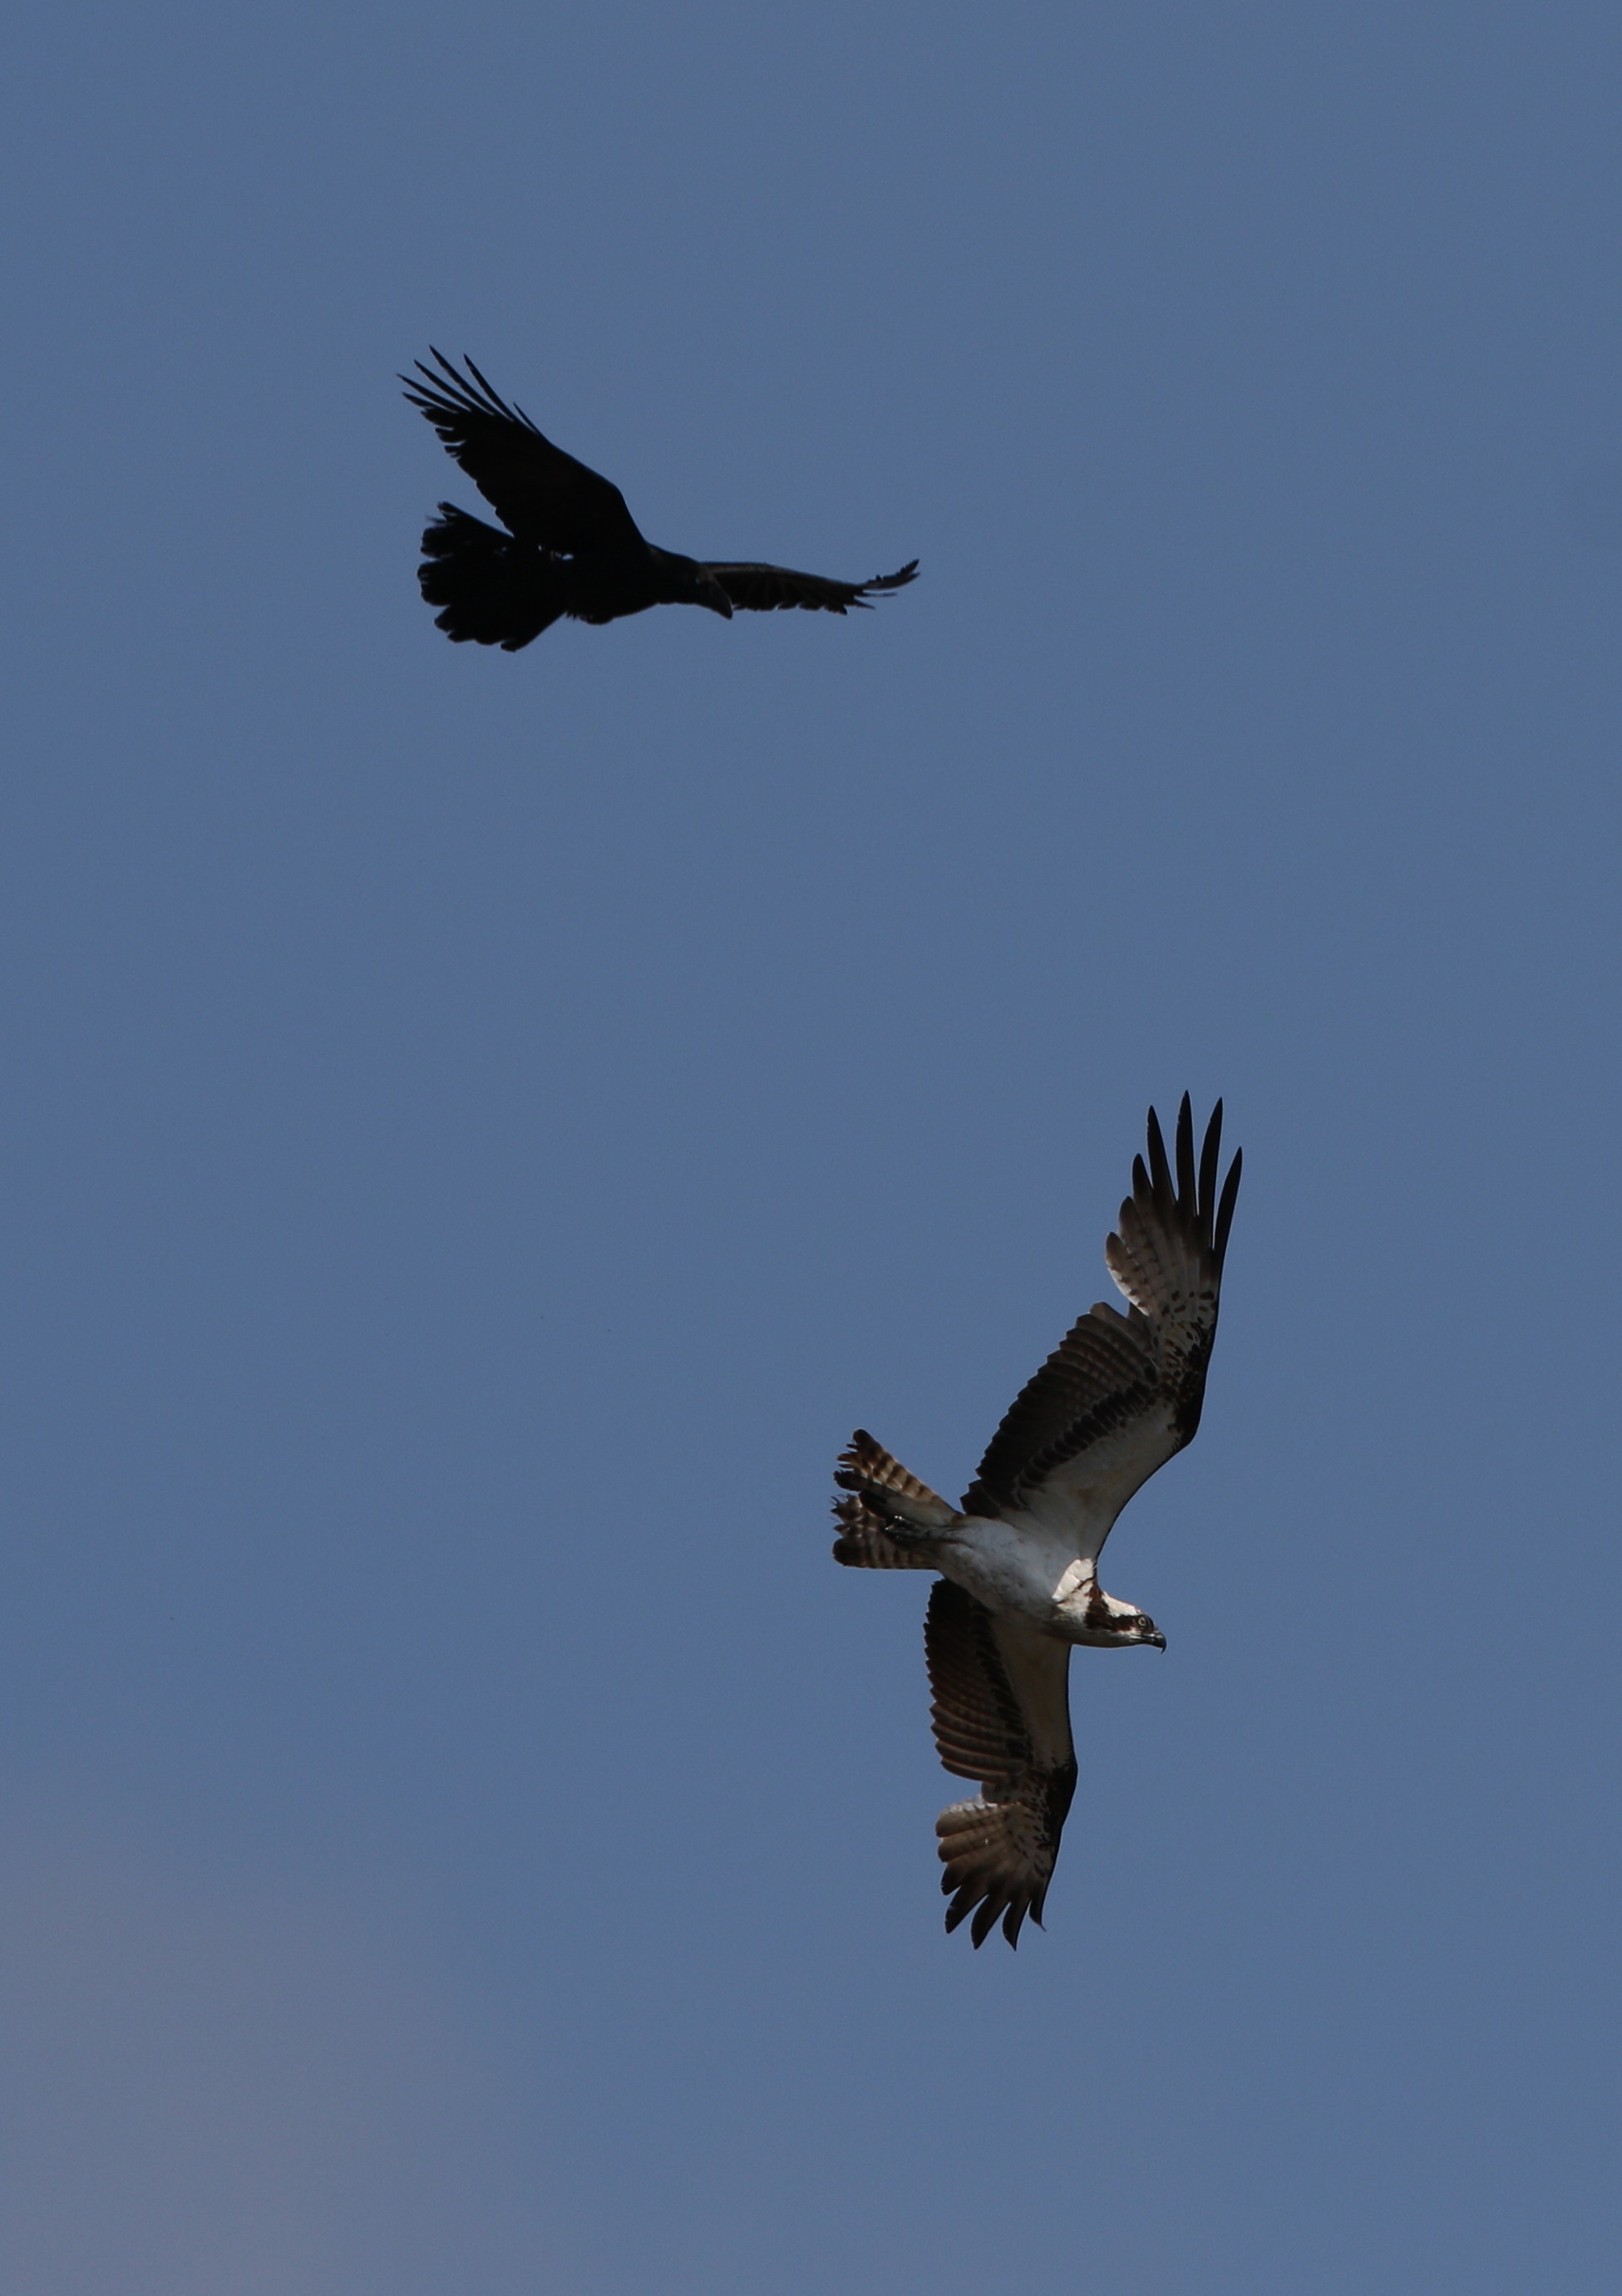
[833,1096,1241,1949]
[402,352,919,650]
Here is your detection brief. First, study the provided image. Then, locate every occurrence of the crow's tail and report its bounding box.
[416,505,567,651]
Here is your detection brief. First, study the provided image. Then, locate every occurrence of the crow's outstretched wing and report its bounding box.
[402,351,647,560]
[703,559,919,613]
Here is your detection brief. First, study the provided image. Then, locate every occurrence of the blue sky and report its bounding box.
[3,5,1620,2290]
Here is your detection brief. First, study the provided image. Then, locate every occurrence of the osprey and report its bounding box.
[833,1096,1241,1949]
[402,351,919,650]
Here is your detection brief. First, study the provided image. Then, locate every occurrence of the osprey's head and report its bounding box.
[1057,1580,1167,1649]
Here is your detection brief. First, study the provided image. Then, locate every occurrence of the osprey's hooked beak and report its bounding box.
[1146,1631,1167,1650]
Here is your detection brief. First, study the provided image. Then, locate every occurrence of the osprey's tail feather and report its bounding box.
[835,1432,958,1526]
[417,504,567,650]
[831,1431,959,1570]
[831,1492,935,1570]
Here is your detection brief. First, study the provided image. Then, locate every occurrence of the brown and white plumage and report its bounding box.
[832,1096,1241,1947]
[926,1581,1077,1946]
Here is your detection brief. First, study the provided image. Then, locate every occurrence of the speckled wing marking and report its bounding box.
[1105,1092,1242,1443]
[962,1096,1241,1515]
[961,1303,1158,1516]
[925,1579,1077,1949]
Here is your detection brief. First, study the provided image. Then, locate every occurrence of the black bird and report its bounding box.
[402,351,919,651]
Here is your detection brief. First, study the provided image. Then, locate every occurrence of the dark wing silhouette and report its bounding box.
[963,1097,1241,1535]
[402,350,647,560]
[926,1579,1077,1948]
[703,559,919,614]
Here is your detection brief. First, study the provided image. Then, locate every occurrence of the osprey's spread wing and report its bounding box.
[962,1096,1241,1542]
[402,351,646,560]
[703,559,919,614]
[926,1579,1077,1949]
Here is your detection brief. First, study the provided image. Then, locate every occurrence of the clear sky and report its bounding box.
[3,5,1620,2291]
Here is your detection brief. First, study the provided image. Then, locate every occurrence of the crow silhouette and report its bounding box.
[402,352,919,651]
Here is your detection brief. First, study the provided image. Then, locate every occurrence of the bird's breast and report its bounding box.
[935,1515,1086,1628]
